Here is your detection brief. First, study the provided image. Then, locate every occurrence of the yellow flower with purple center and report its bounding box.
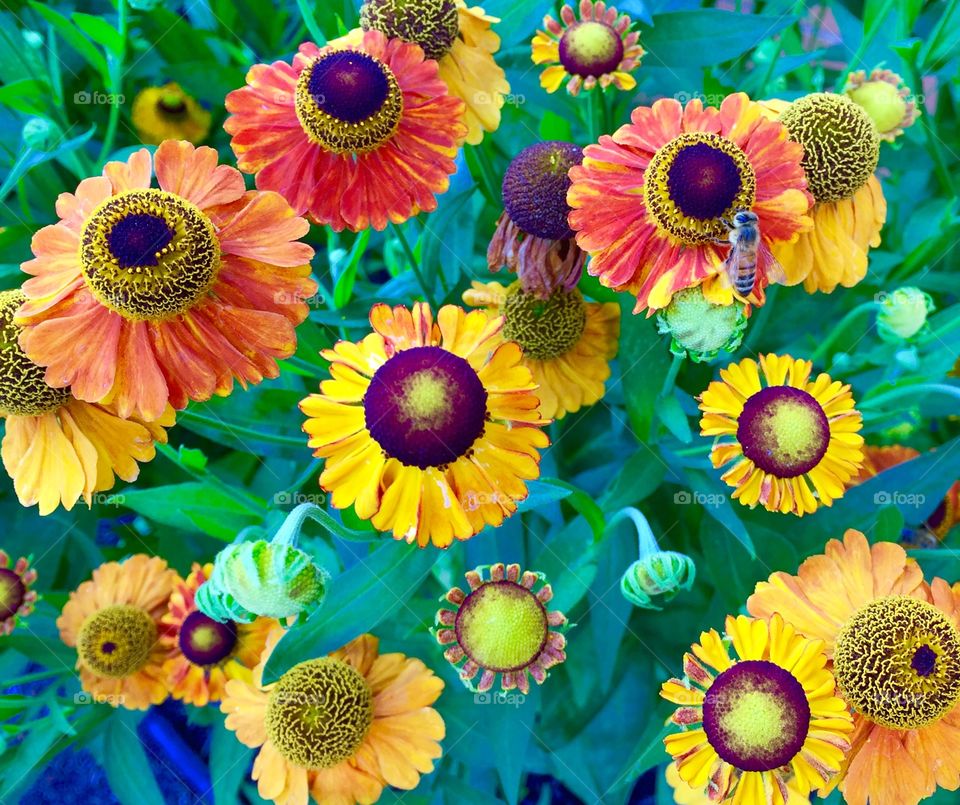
[698,354,864,516]
[0,551,38,635]
[532,0,643,96]
[661,614,852,804]
[845,68,919,142]
[488,141,587,299]
[360,0,509,145]
[436,563,567,694]
[131,82,211,145]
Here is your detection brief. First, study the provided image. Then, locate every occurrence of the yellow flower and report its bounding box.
[57,555,177,710]
[131,82,211,145]
[299,303,549,548]
[664,760,811,804]
[698,354,864,516]
[221,630,444,805]
[661,614,852,804]
[463,280,619,420]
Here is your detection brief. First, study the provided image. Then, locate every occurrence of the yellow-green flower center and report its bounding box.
[80,188,220,321]
[77,604,157,678]
[266,658,374,769]
[657,285,746,362]
[0,289,70,416]
[455,580,548,672]
[779,92,879,203]
[157,91,188,117]
[360,0,460,61]
[295,50,403,154]
[848,80,907,134]
[503,284,586,361]
[644,132,756,245]
[834,596,960,729]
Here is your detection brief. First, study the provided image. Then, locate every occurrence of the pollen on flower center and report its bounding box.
[503,284,586,360]
[360,0,460,61]
[364,345,488,469]
[834,596,960,729]
[558,20,624,78]
[455,580,548,672]
[80,188,220,321]
[736,385,830,478]
[266,658,373,769]
[702,659,811,772]
[0,289,70,416]
[502,141,583,240]
[644,132,756,245]
[0,568,26,620]
[77,604,157,678]
[178,610,238,666]
[295,50,403,154]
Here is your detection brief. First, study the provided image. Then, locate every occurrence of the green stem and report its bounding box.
[607,506,659,557]
[674,444,712,457]
[835,0,897,90]
[296,0,327,45]
[810,301,877,363]
[586,89,598,143]
[659,353,684,398]
[860,383,960,410]
[4,668,67,687]
[178,410,306,447]
[905,64,957,198]
[97,0,127,164]
[392,222,435,307]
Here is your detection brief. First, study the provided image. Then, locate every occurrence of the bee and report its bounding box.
[720,210,787,299]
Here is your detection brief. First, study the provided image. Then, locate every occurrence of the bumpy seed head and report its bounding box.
[502,284,586,361]
[779,93,880,203]
[834,596,960,729]
[0,289,70,416]
[360,0,460,61]
[80,189,220,321]
[266,658,374,769]
[502,141,583,240]
[657,285,747,363]
[77,604,157,678]
[295,50,403,154]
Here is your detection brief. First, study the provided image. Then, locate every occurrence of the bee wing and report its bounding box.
[757,239,788,285]
[722,239,747,286]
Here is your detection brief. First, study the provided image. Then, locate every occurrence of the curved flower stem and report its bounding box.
[860,383,960,410]
[272,502,328,545]
[392,222,436,308]
[607,506,659,557]
[97,0,127,165]
[810,301,877,363]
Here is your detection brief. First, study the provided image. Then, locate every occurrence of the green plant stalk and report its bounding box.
[835,0,897,90]
[810,301,877,363]
[392,221,436,307]
[97,0,127,164]
[860,383,960,410]
[905,63,957,198]
[177,409,307,448]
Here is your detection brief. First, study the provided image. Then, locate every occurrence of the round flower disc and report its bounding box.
[455,580,548,672]
[502,141,583,240]
[702,659,811,772]
[360,0,460,61]
[266,658,373,769]
[503,285,587,360]
[0,289,70,416]
[157,89,188,116]
[364,345,488,469]
[558,21,625,79]
[296,50,403,154]
[178,610,238,666]
[736,386,830,478]
[0,567,26,621]
[80,189,220,321]
[77,604,157,678]
[834,596,960,729]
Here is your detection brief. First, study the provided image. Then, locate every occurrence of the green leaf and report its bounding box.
[262,539,437,683]
[525,477,606,540]
[643,10,792,67]
[686,468,755,558]
[211,718,252,805]
[657,393,692,443]
[620,302,673,443]
[0,125,96,200]
[333,229,370,308]
[72,12,124,56]
[28,2,109,79]
[119,482,263,540]
[103,712,165,805]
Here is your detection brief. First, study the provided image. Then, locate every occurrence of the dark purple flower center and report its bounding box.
[737,385,830,478]
[558,20,624,79]
[107,213,174,269]
[667,142,743,221]
[308,51,392,124]
[912,645,938,678]
[502,141,583,240]
[0,568,26,620]
[702,659,811,772]
[364,346,488,469]
[179,610,238,666]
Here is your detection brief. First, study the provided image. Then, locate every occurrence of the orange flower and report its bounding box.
[58,555,177,710]
[225,29,466,232]
[162,563,274,707]
[16,141,316,422]
[568,93,812,313]
[221,630,444,805]
[748,531,960,805]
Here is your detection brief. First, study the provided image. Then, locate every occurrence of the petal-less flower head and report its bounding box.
[225,30,467,232]
[532,0,643,96]
[568,93,812,313]
[620,551,695,610]
[748,530,960,805]
[0,289,173,515]
[360,0,510,145]
[0,550,38,635]
[488,141,587,298]
[15,141,316,423]
[767,93,887,294]
[656,285,748,363]
[436,563,568,694]
[221,630,444,805]
[845,68,919,142]
[57,554,177,709]
[300,302,550,548]
[131,82,212,145]
[462,279,618,420]
[698,354,865,516]
[161,563,275,707]
[661,614,852,804]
